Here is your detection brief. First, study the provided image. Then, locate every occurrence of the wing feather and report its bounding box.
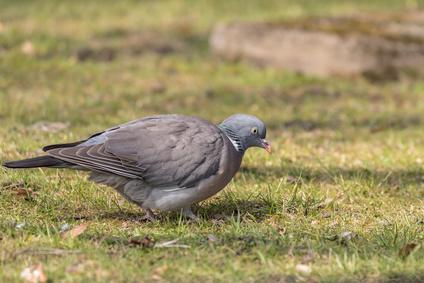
[46,115,224,188]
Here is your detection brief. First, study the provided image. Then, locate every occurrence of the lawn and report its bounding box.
[1,0,424,282]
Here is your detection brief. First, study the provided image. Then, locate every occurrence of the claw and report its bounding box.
[181,207,199,222]
[140,208,157,222]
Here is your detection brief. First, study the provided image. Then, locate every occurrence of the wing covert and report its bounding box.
[46,115,224,188]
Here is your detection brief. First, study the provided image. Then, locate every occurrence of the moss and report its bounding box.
[268,15,424,44]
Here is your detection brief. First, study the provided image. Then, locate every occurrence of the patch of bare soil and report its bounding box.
[75,31,186,62]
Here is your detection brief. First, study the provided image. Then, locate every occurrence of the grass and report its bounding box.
[1,0,424,282]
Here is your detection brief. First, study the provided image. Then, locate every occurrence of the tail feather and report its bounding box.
[43,140,85,151]
[3,156,70,169]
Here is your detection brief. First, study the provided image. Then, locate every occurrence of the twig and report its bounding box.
[11,248,81,260]
[154,238,190,249]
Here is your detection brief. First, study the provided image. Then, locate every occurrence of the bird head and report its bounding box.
[219,114,270,153]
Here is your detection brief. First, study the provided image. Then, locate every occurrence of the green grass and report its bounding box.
[1,0,424,282]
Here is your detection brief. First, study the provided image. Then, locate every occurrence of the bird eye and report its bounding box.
[251,127,258,135]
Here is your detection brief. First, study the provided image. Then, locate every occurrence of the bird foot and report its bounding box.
[181,207,200,222]
[139,209,157,222]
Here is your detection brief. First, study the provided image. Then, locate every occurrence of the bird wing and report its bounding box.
[45,115,224,188]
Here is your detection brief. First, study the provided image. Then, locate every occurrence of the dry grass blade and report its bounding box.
[14,248,81,256]
[154,238,190,249]
[10,248,82,262]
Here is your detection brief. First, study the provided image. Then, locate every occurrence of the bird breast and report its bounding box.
[143,133,243,211]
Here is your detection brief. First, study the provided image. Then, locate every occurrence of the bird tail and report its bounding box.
[3,156,69,169]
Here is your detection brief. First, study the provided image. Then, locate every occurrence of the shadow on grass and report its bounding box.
[56,162,424,223]
[266,114,423,132]
[260,274,424,283]
[240,164,424,187]
[91,197,275,222]
[75,31,209,62]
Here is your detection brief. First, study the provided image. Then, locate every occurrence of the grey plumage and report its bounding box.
[3,155,67,168]
[3,114,269,219]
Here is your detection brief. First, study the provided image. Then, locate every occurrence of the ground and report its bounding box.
[1,1,424,282]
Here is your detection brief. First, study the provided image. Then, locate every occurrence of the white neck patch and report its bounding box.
[226,136,242,152]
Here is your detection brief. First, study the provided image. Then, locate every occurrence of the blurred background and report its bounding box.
[2,1,424,281]
[2,0,424,132]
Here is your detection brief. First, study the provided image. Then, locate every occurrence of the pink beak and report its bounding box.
[261,139,271,153]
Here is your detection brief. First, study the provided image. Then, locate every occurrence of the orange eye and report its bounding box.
[251,127,258,135]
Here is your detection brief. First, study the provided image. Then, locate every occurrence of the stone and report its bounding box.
[210,12,424,78]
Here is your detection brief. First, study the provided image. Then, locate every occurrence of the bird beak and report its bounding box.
[261,139,271,153]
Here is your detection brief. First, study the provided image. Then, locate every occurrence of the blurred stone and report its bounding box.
[295,264,311,275]
[21,41,35,55]
[210,12,424,79]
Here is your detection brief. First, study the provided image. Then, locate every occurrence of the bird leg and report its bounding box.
[140,208,157,222]
[181,207,199,221]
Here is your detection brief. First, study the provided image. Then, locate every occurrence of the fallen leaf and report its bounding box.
[61,223,88,239]
[399,243,419,259]
[15,188,38,200]
[20,263,47,283]
[295,263,311,275]
[15,188,29,196]
[129,236,155,248]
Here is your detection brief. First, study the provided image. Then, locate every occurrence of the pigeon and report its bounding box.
[3,114,270,220]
